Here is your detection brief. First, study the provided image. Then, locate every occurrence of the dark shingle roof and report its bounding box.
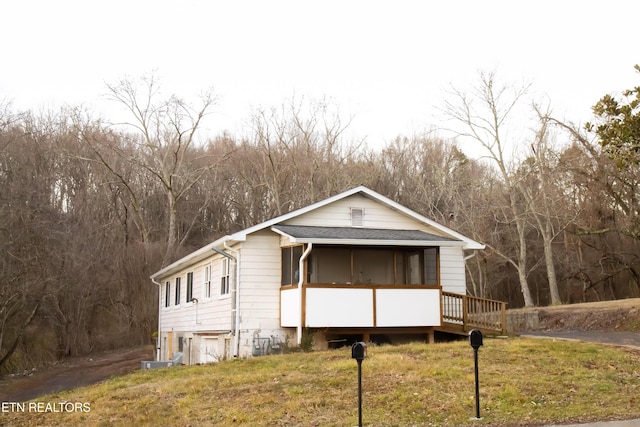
[272,225,458,242]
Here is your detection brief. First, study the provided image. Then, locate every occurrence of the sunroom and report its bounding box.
[275,225,461,344]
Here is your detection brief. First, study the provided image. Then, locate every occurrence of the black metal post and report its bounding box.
[357,358,363,427]
[473,347,480,419]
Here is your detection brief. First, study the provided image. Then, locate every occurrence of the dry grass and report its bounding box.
[3,337,640,427]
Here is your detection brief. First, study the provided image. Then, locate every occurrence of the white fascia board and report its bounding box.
[150,235,236,281]
[270,227,292,240]
[286,238,466,247]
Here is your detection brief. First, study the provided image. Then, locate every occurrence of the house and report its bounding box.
[150,186,506,364]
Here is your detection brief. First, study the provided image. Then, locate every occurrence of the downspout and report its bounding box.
[150,277,162,361]
[297,243,313,345]
[224,242,240,358]
[464,251,477,297]
[211,246,240,358]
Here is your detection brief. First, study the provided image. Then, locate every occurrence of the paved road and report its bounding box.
[524,331,640,427]
[544,420,640,427]
[523,331,640,349]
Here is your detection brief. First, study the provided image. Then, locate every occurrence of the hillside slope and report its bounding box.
[507,298,640,332]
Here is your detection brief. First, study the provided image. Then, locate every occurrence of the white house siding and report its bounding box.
[159,257,234,334]
[191,259,234,332]
[439,246,467,294]
[158,252,239,363]
[283,194,445,236]
[236,231,286,357]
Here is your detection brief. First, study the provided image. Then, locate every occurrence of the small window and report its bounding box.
[186,272,193,302]
[424,248,438,284]
[220,258,230,295]
[281,246,303,285]
[204,264,212,298]
[165,281,171,307]
[175,277,181,305]
[351,208,364,227]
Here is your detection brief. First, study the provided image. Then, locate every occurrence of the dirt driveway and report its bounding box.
[0,345,154,402]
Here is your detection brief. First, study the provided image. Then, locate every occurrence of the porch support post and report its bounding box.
[427,327,435,344]
[297,243,313,345]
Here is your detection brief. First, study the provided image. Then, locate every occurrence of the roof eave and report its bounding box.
[150,235,239,281]
[289,238,467,247]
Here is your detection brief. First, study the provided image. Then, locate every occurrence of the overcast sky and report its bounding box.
[1,1,638,156]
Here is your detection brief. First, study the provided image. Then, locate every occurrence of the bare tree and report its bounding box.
[444,71,537,306]
[92,74,223,265]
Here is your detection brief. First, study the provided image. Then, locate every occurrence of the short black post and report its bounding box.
[357,358,363,427]
[469,330,483,420]
[473,345,480,418]
[351,342,367,427]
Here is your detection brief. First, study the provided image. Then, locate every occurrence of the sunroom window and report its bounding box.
[307,246,439,285]
[281,245,303,285]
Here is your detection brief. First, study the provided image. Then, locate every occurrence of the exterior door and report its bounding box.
[201,337,219,363]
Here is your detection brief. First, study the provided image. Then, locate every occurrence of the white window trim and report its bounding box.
[185,271,195,306]
[163,281,171,310]
[174,276,182,308]
[203,263,213,301]
[219,257,231,299]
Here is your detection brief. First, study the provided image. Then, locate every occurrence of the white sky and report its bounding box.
[1,0,638,156]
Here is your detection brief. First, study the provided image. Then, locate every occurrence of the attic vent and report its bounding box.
[351,208,364,227]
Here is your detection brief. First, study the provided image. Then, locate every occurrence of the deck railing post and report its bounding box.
[501,302,508,335]
[462,294,468,331]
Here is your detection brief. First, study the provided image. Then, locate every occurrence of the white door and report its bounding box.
[200,337,219,363]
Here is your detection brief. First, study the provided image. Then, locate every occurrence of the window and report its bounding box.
[407,250,422,284]
[220,258,230,295]
[175,277,181,305]
[400,249,439,285]
[308,246,439,285]
[353,249,394,284]
[312,247,351,284]
[424,248,438,284]
[186,272,193,302]
[204,264,212,298]
[165,281,170,307]
[281,246,303,285]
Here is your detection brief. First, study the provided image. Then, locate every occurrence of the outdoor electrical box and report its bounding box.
[469,329,483,349]
[351,342,367,360]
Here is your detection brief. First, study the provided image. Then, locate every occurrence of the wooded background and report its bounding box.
[1,69,639,373]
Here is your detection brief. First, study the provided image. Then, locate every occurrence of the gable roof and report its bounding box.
[151,185,484,281]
